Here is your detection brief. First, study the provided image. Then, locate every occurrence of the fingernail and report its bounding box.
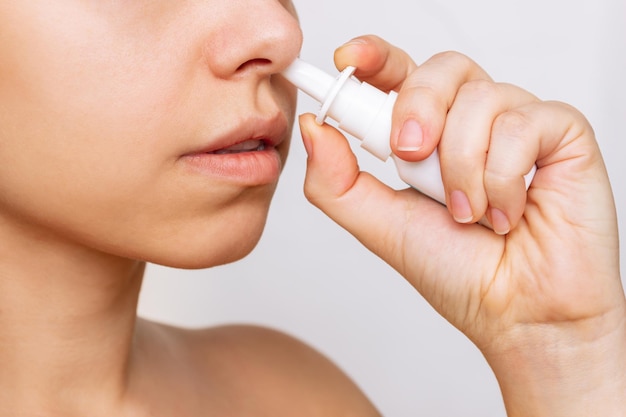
[489,208,511,235]
[450,190,474,223]
[298,115,314,159]
[341,38,368,48]
[397,119,424,152]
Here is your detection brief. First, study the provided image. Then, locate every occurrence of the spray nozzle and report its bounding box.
[282,58,398,162]
[281,58,536,209]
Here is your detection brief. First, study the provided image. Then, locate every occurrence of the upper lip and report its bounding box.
[183,112,290,156]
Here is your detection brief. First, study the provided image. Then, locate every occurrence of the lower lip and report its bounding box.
[180,147,283,185]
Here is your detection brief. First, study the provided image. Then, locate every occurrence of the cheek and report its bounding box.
[0,4,290,267]
[0,1,192,156]
[0,2,192,221]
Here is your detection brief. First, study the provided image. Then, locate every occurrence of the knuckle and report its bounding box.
[483,169,513,192]
[397,82,444,120]
[400,81,437,102]
[492,109,536,139]
[431,50,474,69]
[547,100,593,131]
[439,148,479,181]
[458,79,500,102]
[443,143,478,164]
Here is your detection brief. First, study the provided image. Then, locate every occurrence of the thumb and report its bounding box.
[299,113,364,203]
[299,113,462,276]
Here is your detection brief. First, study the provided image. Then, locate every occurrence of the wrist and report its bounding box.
[484,309,626,417]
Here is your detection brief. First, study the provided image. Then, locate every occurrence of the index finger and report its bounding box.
[334,35,418,92]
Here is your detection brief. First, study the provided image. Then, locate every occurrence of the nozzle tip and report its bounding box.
[281,58,335,103]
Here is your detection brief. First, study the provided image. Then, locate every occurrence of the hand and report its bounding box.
[298,35,626,416]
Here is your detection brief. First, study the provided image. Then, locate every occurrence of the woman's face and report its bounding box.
[0,1,302,268]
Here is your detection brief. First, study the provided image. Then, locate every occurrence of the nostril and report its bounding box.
[236,58,273,73]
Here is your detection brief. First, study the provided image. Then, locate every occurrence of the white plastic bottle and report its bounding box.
[281,58,536,206]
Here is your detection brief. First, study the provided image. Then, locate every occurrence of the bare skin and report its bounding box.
[128,322,380,417]
[301,36,626,416]
[0,1,624,416]
[0,1,380,416]
[0,228,378,416]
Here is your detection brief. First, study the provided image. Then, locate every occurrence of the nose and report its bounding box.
[203,1,303,79]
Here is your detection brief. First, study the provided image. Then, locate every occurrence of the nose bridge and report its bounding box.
[203,1,303,79]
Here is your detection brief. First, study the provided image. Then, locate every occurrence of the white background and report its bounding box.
[139,1,626,416]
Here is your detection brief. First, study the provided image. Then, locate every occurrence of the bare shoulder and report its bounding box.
[155,322,381,416]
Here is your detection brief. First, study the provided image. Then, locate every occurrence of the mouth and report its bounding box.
[209,139,268,154]
[178,112,291,185]
[181,133,288,186]
[181,141,283,186]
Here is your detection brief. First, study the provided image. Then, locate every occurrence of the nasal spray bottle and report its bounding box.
[281,58,536,208]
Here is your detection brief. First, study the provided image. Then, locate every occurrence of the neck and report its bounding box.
[0,218,146,412]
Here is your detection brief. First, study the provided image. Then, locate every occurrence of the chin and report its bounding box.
[154,234,262,270]
[142,207,271,270]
